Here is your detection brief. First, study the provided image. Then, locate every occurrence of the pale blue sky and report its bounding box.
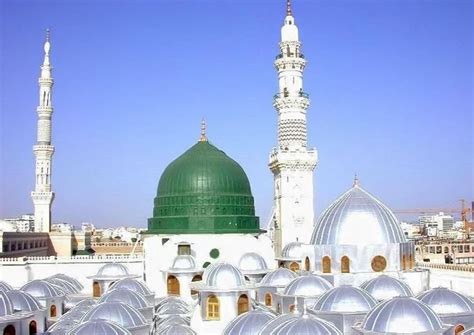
[1,0,472,228]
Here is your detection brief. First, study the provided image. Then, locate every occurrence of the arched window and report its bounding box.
[444,246,449,254]
[289,304,296,313]
[371,255,387,272]
[29,320,37,335]
[341,256,350,273]
[191,274,202,296]
[3,325,15,335]
[93,281,101,298]
[409,254,415,269]
[454,325,465,335]
[304,257,310,271]
[290,262,299,272]
[237,294,249,315]
[50,304,57,317]
[322,256,331,273]
[167,275,180,296]
[207,295,220,320]
[264,292,272,306]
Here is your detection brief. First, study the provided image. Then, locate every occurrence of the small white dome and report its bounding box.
[46,277,80,294]
[281,242,303,260]
[0,281,13,292]
[47,319,78,333]
[417,287,474,315]
[6,290,42,312]
[96,263,130,277]
[260,314,341,335]
[22,279,64,298]
[313,285,378,313]
[155,301,190,316]
[99,288,149,309]
[238,252,269,273]
[155,296,189,309]
[110,279,152,296]
[283,275,333,297]
[223,310,275,335]
[259,268,298,287]
[81,302,147,329]
[360,275,413,301]
[361,296,445,333]
[155,315,190,329]
[169,255,198,271]
[66,320,131,335]
[205,262,246,289]
[0,291,14,316]
[159,324,196,335]
[51,274,84,291]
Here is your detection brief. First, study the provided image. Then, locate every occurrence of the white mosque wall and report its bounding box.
[0,255,144,292]
[426,268,474,298]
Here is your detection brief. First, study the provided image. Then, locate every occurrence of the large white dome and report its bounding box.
[311,184,406,245]
[283,275,333,297]
[360,275,413,301]
[312,285,378,313]
[66,320,131,335]
[81,302,147,329]
[417,287,474,315]
[260,314,341,335]
[99,288,149,309]
[0,291,13,317]
[21,279,64,299]
[259,268,298,287]
[6,290,42,312]
[223,310,275,335]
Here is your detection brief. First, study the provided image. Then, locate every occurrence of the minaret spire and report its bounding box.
[31,30,56,232]
[200,119,207,142]
[353,173,360,187]
[269,0,318,256]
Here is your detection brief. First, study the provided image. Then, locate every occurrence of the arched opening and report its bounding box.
[93,281,101,298]
[50,304,57,318]
[278,261,284,268]
[289,304,296,313]
[244,276,250,281]
[29,320,37,335]
[402,255,407,270]
[454,325,465,335]
[237,294,249,315]
[304,257,310,271]
[341,256,350,273]
[409,254,414,269]
[190,274,202,296]
[264,292,272,306]
[167,275,180,296]
[206,295,220,320]
[3,325,15,335]
[289,262,299,272]
[322,256,331,273]
[371,255,387,272]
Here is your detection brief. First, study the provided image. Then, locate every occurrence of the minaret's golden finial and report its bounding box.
[286,0,292,16]
[200,119,207,142]
[46,28,50,42]
[353,173,360,187]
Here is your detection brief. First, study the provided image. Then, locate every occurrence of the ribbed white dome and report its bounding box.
[283,275,333,297]
[99,288,149,309]
[205,263,246,289]
[155,315,190,329]
[0,281,13,292]
[22,279,64,298]
[259,268,298,287]
[0,291,13,317]
[313,285,378,313]
[50,274,84,291]
[96,263,130,277]
[47,319,78,333]
[159,324,196,335]
[170,255,198,271]
[81,302,147,329]
[66,320,131,335]
[260,314,341,335]
[360,275,413,301]
[223,310,275,335]
[238,252,269,273]
[417,287,474,315]
[110,279,152,296]
[155,301,190,316]
[46,277,80,294]
[6,290,42,312]
[281,242,303,260]
[361,297,445,333]
[311,184,406,245]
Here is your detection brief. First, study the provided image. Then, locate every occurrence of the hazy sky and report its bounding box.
[1,0,472,228]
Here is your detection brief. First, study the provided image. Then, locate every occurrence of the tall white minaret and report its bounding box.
[31,29,55,233]
[269,0,318,255]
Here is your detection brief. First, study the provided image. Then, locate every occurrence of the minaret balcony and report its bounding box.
[274,91,309,99]
[273,92,310,111]
[275,53,305,60]
[38,78,53,84]
[268,147,318,171]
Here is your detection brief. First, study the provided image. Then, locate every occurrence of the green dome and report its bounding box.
[147,140,260,234]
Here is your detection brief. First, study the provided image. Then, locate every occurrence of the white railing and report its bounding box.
[0,254,144,264]
[416,262,474,272]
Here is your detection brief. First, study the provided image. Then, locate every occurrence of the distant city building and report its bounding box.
[81,222,96,233]
[0,215,35,232]
[420,213,455,236]
[400,222,421,239]
[51,223,74,232]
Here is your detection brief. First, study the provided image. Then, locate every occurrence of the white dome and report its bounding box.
[46,277,80,294]
[50,274,84,291]
[60,308,90,323]
[361,297,445,333]
[205,263,246,289]
[71,298,96,311]
[66,320,131,335]
[280,242,303,260]
[0,281,13,292]
[313,285,378,313]
[238,252,269,273]
[311,184,406,245]
[6,290,42,312]
[223,310,275,335]
[360,275,413,301]
[159,324,196,335]
[169,255,198,272]
[22,279,64,298]
[417,287,474,315]
[99,288,149,309]
[283,275,333,297]
[81,302,147,329]
[260,314,341,335]
[47,319,78,333]
[155,301,190,316]
[0,291,14,316]
[96,263,130,277]
[259,268,298,287]
[155,296,189,309]
[110,279,152,296]
[155,315,190,329]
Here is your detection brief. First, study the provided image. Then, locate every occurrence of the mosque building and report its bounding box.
[1,1,473,335]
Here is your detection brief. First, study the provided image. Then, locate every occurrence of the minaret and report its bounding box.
[269,0,318,255]
[31,29,55,233]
